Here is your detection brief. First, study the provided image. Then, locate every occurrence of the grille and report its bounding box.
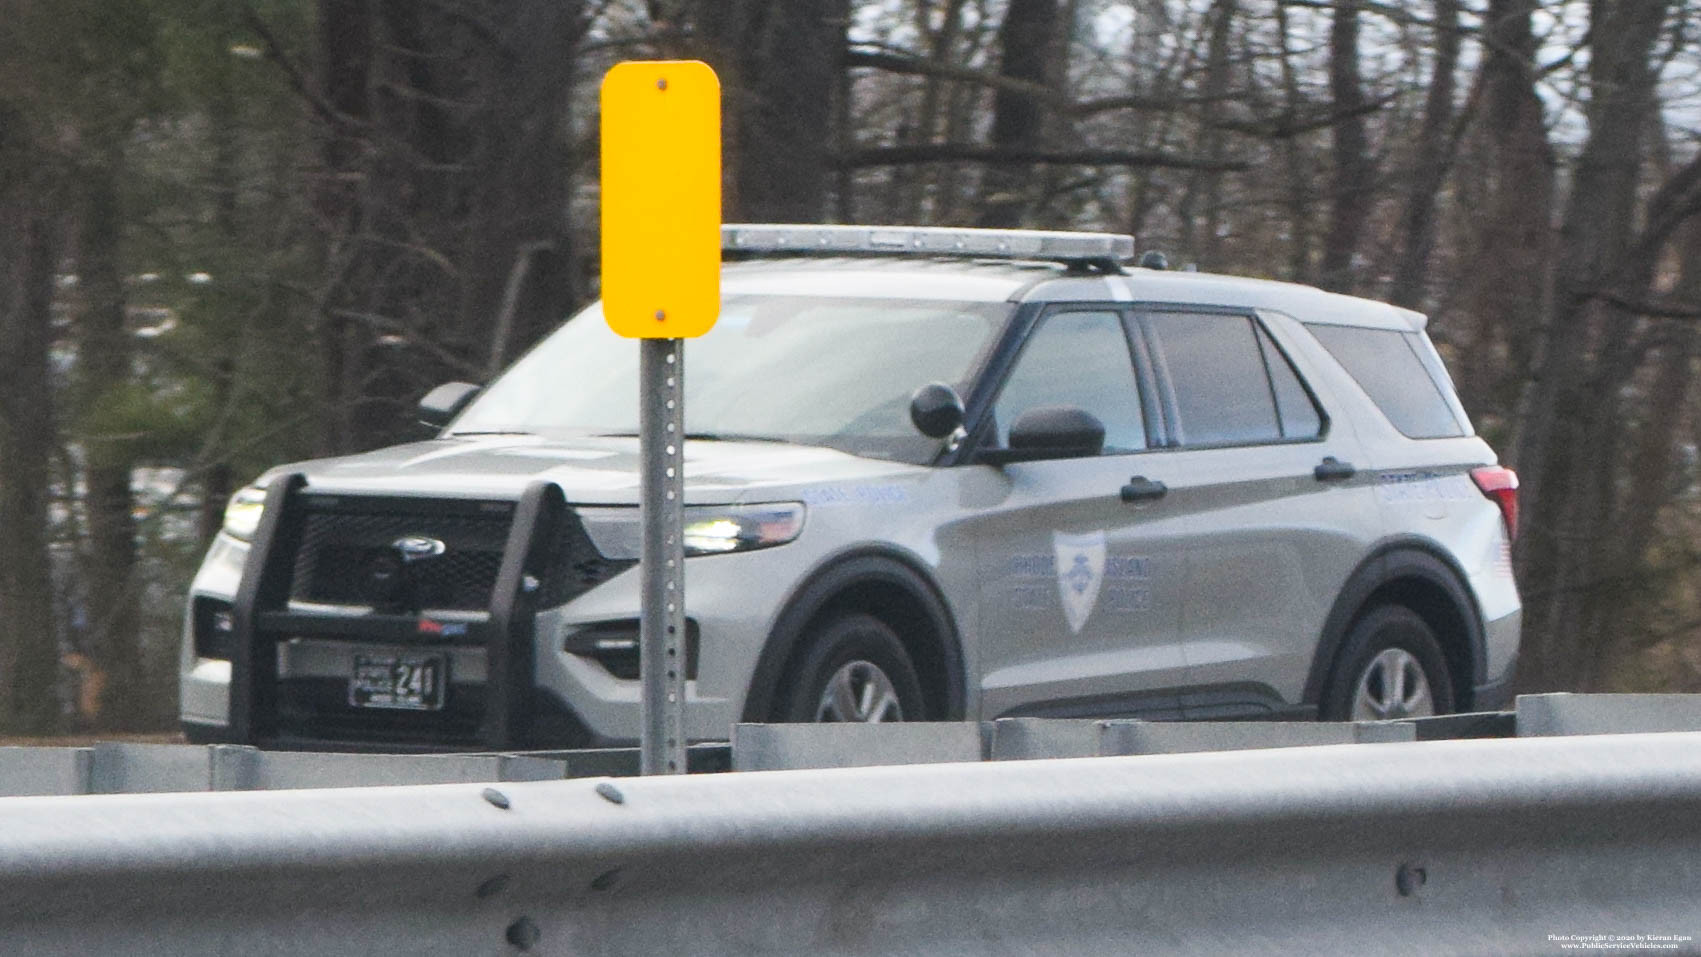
[270,493,630,749]
[286,497,634,613]
[291,508,511,612]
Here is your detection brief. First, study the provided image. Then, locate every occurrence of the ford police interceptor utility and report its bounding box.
[180,225,1520,749]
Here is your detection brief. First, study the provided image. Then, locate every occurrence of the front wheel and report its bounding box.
[776,613,925,723]
[1320,605,1456,721]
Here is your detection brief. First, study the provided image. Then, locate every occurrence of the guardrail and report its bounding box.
[0,741,735,797]
[728,712,1416,770]
[1,726,1698,954]
[6,694,1700,796]
[730,692,1701,771]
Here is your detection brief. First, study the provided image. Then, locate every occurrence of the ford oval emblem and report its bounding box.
[393,536,447,562]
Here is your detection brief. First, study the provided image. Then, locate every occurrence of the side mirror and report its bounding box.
[978,406,1105,465]
[418,382,481,430]
[909,382,965,438]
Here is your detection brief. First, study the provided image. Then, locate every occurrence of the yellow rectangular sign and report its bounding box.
[600,60,722,338]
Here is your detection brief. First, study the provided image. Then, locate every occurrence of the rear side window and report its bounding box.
[1145,311,1321,446]
[1258,325,1323,440]
[1306,325,1466,439]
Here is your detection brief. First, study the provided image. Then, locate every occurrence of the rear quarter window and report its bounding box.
[1305,324,1467,439]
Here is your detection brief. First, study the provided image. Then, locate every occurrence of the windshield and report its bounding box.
[452,294,1010,463]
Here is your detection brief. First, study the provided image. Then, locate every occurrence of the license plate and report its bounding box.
[349,654,446,710]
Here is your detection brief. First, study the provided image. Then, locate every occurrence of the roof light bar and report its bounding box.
[722,224,1136,267]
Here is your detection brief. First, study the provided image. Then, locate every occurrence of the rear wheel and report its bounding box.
[1321,605,1455,721]
[776,613,925,722]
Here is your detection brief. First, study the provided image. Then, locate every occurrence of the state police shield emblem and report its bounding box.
[1052,530,1106,635]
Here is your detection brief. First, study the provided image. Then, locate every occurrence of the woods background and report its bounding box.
[2,0,1700,733]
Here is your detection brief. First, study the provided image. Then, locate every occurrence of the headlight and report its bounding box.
[682,504,806,555]
[221,484,268,541]
[579,503,805,558]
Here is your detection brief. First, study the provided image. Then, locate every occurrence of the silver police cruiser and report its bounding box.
[180,224,1521,749]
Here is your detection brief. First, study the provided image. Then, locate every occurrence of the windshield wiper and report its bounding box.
[448,430,535,437]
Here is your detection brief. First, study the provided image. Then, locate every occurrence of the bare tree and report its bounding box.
[1455,0,1553,423]
[1268,0,1316,280]
[977,0,1063,227]
[1175,0,1238,269]
[1388,0,1461,309]
[693,0,853,222]
[1513,0,1674,693]
[74,159,147,730]
[1318,0,1375,292]
[0,106,63,735]
[295,0,593,454]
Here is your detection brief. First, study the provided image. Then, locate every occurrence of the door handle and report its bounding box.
[1314,456,1356,482]
[1120,476,1168,503]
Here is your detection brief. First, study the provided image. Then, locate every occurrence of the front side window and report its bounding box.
[452,295,1010,464]
[990,310,1147,454]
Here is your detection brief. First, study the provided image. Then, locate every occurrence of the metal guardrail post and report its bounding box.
[87,743,237,794]
[231,752,566,790]
[1517,692,1701,736]
[732,722,988,771]
[0,748,91,797]
[984,717,1416,762]
[1400,710,1517,740]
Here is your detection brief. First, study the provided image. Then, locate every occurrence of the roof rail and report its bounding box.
[722,224,1135,273]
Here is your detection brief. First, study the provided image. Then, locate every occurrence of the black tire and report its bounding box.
[1320,604,1456,721]
[776,613,926,723]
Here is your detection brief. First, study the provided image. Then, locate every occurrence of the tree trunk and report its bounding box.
[308,0,593,451]
[933,6,1000,226]
[0,117,62,736]
[1456,0,1553,424]
[1389,0,1461,310]
[976,0,1060,228]
[1511,0,1671,694]
[1176,0,1237,269]
[1272,0,1313,282]
[313,0,373,456]
[696,0,851,223]
[887,0,968,221]
[198,1,243,549]
[1318,0,1373,293]
[467,0,589,370]
[923,0,971,222]
[76,160,147,731]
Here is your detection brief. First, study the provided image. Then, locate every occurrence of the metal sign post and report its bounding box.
[600,61,721,775]
[638,338,686,773]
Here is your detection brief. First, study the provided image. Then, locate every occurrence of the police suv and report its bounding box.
[180,225,1521,749]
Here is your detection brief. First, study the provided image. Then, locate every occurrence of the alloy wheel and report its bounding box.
[1350,647,1436,720]
[814,660,905,722]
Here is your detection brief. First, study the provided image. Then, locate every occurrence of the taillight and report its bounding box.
[1470,466,1519,541]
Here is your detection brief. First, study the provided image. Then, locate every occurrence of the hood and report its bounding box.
[260,434,928,505]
